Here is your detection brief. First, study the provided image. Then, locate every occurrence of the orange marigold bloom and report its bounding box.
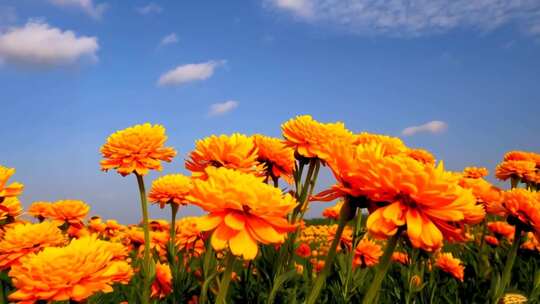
[185,134,262,179]
[100,123,177,176]
[151,262,173,299]
[487,221,515,239]
[188,167,297,260]
[49,200,90,228]
[149,219,170,232]
[435,252,465,282]
[353,238,383,268]
[354,133,407,156]
[463,167,489,179]
[0,197,22,221]
[328,225,353,251]
[88,216,107,234]
[405,148,436,166]
[8,236,133,303]
[281,115,355,160]
[485,235,500,246]
[175,217,205,256]
[495,160,536,181]
[27,201,53,221]
[502,189,540,234]
[296,243,311,258]
[0,165,23,202]
[0,222,66,270]
[148,174,193,208]
[504,151,536,162]
[322,200,343,220]
[459,177,505,216]
[522,232,540,251]
[253,134,295,183]
[392,251,410,265]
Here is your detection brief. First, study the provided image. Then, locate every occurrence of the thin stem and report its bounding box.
[478,219,488,253]
[306,199,356,304]
[169,203,179,304]
[497,226,522,302]
[362,231,401,304]
[135,173,152,304]
[343,209,362,301]
[216,253,236,304]
[0,278,5,304]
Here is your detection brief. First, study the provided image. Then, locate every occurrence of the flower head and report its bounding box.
[392,251,410,265]
[281,115,355,160]
[296,243,311,258]
[186,134,261,179]
[405,148,436,166]
[100,123,176,176]
[487,221,515,240]
[463,167,489,179]
[322,200,343,220]
[354,133,407,156]
[151,262,173,299]
[495,160,536,182]
[435,252,465,282]
[148,174,193,208]
[8,236,133,303]
[176,217,205,256]
[49,200,90,228]
[27,201,53,221]
[0,165,23,202]
[353,238,383,268]
[0,221,66,270]
[0,197,22,222]
[502,189,540,234]
[253,134,295,183]
[187,167,297,260]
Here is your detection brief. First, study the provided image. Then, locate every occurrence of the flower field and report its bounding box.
[0,115,539,303]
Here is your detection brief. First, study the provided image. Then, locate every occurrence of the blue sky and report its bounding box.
[1,0,539,223]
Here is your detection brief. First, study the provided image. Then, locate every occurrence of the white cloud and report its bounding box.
[208,100,239,117]
[158,60,225,86]
[160,33,178,46]
[0,21,98,67]
[136,3,163,15]
[402,121,448,136]
[265,0,540,37]
[49,0,107,19]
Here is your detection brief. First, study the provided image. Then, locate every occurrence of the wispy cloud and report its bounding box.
[208,100,239,117]
[158,60,226,86]
[265,0,540,37]
[136,3,163,15]
[160,33,178,46]
[402,121,448,136]
[49,0,108,19]
[0,21,98,67]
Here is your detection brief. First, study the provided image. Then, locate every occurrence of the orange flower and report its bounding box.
[27,201,53,221]
[459,177,505,216]
[0,221,66,270]
[463,167,489,179]
[353,238,383,268]
[485,235,499,246]
[495,160,536,181]
[88,216,106,234]
[504,151,538,162]
[49,200,90,228]
[149,219,170,232]
[281,115,355,160]
[327,225,353,251]
[0,197,22,222]
[151,262,173,299]
[522,232,540,251]
[185,134,262,179]
[8,236,133,303]
[100,123,177,176]
[502,189,540,234]
[322,200,343,220]
[392,251,410,265]
[187,167,297,260]
[0,165,23,202]
[253,134,295,183]
[148,174,193,208]
[405,148,436,166]
[296,243,311,258]
[354,133,407,156]
[435,252,465,282]
[175,217,205,256]
[487,221,515,239]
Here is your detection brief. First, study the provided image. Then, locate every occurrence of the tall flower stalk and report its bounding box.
[136,173,153,304]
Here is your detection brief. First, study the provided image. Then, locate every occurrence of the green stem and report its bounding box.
[343,209,362,301]
[169,203,179,304]
[478,219,487,253]
[0,278,5,304]
[362,231,401,304]
[497,226,522,302]
[136,173,152,304]
[216,253,236,304]
[306,199,356,304]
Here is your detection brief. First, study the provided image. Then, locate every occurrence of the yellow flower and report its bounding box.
[0,165,23,202]
[100,123,177,176]
[281,115,355,160]
[354,133,407,156]
[0,221,66,270]
[8,236,133,303]
[148,174,193,208]
[188,167,297,260]
[435,252,465,282]
[186,133,262,179]
[253,134,295,183]
[405,148,436,166]
[175,217,205,256]
[0,197,22,222]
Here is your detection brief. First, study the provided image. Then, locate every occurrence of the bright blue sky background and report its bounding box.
[1,0,539,223]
